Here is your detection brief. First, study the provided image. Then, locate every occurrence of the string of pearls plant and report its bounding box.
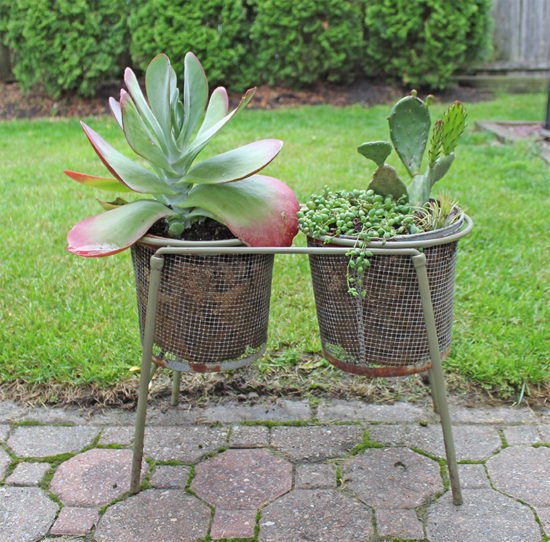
[298,186,416,297]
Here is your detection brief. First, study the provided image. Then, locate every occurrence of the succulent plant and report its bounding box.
[66,53,300,257]
[358,91,467,207]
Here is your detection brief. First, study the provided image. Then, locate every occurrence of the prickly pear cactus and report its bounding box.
[388,94,431,177]
[357,92,467,207]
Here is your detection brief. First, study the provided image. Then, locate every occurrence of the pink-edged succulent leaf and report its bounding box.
[97,197,128,210]
[63,170,134,192]
[145,54,172,140]
[120,90,174,171]
[196,87,229,139]
[177,174,299,246]
[174,87,256,172]
[109,97,123,130]
[67,200,175,257]
[124,67,166,148]
[177,52,208,148]
[80,122,173,194]
[181,139,283,185]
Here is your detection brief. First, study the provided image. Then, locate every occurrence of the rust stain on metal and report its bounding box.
[152,355,169,369]
[188,362,222,373]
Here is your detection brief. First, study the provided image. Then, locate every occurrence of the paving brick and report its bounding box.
[150,465,191,489]
[0,402,28,423]
[376,508,424,540]
[98,425,134,446]
[0,424,9,441]
[17,408,88,425]
[271,425,365,461]
[317,400,425,423]
[539,424,550,443]
[192,448,291,509]
[427,489,540,542]
[450,405,536,424]
[50,449,145,507]
[0,447,11,479]
[229,425,269,448]
[143,426,227,462]
[211,509,257,540]
[202,399,311,423]
[503,425,541,446]
[295,463,337,489]
[487,446,550,506]
[6,462,50,486]
[458,463,491,489]
[0,486,58,542]
[6,425,98,458]
[367,423,501,461]
[344,447,443,508]
[259,489,373,541]
[535,507,550,537]
[49,506,99,536]
[95,489,210,542]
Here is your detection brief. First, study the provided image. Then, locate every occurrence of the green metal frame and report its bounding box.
[130,215,474,506]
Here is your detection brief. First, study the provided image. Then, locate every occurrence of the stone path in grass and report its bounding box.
[1,397,550,541]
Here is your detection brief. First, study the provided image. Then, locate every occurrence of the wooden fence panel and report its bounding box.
[491,0,550,70]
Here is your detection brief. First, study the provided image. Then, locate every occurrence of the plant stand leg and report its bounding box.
[171,371,182,406]
[428,370,440,414]
[130,255,164,495]
[412,253,462,506]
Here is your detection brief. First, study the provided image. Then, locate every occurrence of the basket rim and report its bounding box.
[138,234,243,248]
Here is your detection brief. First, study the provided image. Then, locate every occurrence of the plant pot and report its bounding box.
[307,218,463,377]
[131,238,274,373]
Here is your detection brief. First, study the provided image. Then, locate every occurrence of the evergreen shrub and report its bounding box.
[129,0,251,90]
[363,0,492,89]
[248,0,364,87]
[2,0,130,97]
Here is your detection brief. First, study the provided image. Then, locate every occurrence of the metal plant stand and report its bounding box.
[130,215,474,506]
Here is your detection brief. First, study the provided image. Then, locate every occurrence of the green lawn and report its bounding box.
[0,92,548,399]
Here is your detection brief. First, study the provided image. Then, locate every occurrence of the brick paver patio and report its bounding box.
[0,397,549,541]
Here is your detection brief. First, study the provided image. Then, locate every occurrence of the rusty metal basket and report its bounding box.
[131,239,274,373]
[307,219,463,377]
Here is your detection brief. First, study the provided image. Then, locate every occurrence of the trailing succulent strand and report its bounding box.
[358,91,467,208]
[298,187,416,297]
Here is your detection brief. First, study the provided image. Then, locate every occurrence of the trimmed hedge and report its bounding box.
[1,0,493,96]
[1,0,130,97]
[363,0,492,89]
[129,0,252,90]
[247,0,365,87]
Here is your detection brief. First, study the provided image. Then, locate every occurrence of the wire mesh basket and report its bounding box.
[307,225,460,377]
[131,240,274,373]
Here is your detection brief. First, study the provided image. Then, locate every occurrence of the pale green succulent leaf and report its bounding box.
[173,87,256,172]
[80,122,174,194]
[145,54,172,139]
[67,200,175,257]
[123,67,166,149]
[120,90,175,172]
[176,174,299,246]
[180,139,282,185]
[178,52,208,148]
[197,87,229,138]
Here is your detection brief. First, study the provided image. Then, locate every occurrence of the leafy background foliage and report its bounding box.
[0,0,130,97]
[129,0,252,90]
[363,0,492,89]
[247,0,364,87]
[0,0,492,95]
